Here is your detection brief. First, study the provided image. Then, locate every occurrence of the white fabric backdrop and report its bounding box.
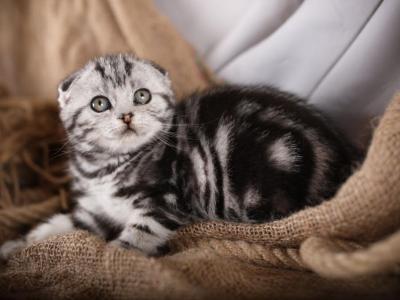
[155,0,400,149]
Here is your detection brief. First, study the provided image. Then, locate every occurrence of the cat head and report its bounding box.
[58,54,175,154]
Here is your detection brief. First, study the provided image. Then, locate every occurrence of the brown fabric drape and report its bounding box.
[0,0,211,100]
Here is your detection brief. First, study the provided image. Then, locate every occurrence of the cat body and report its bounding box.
[0,54,356,257]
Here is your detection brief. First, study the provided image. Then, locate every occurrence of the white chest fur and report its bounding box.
[77,175,133,225]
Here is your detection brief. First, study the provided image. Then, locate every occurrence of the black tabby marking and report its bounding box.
[95,58,126,87]
[131,224,155,235]
[66,106,85,132]
[91,213,124,241]
[144,210,181,231]
[123,57,134,76]
[95,62,106,79]
[71,215,96,233]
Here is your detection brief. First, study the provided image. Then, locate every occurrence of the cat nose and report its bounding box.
[120,112,133,124]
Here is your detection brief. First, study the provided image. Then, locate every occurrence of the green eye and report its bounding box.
[90,96,111,112]
[134,88,151,105]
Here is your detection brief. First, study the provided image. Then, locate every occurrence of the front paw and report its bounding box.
[108,239,137,250]
[0,239,27,261]
[108,238,168,256]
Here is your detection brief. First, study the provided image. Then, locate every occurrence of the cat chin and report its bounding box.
[97,133,154,155]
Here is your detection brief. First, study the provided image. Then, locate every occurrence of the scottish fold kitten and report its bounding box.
[0,54,356,258]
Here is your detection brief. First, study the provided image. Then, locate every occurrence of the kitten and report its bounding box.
[0,54,357,258]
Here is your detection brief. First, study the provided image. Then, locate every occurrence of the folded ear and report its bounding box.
[146,59,168,77]
[57,70,81,108]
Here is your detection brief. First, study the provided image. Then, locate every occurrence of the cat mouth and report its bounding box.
[121,126,137,136]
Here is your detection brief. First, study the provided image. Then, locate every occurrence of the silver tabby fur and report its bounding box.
[0,54,357,258]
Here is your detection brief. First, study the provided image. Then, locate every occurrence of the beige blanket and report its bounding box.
[0,1,399,299]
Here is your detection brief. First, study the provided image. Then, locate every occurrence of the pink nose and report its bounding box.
[121,113,133,124]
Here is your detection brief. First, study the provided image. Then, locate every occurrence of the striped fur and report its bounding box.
[0,54,357,258]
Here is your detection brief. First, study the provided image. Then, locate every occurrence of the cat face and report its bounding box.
[58,54,175,154]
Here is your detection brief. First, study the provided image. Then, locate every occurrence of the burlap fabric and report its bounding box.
[1,0,400,299]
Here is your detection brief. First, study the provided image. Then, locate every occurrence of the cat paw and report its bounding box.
[108,239,134,249]
[108,239,168,256]
[26,214,74,244]
[0,239,27,261]
[108,239,148,254]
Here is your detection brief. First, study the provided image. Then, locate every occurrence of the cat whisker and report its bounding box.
[155,135,180,150]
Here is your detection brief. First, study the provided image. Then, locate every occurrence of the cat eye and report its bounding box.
[90,96,111,113]
[134,88,152,105]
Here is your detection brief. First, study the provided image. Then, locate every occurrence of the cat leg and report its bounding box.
[0,239,27,261]
[0,213,75,260]
[109,207,183,255]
